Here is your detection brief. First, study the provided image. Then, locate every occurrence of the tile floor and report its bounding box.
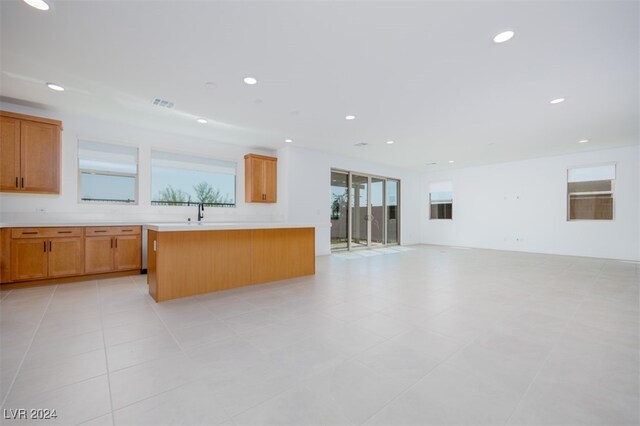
[0,245,638,425]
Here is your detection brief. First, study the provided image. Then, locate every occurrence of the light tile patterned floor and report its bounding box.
[0,245,638,425]
[331,246,414,260]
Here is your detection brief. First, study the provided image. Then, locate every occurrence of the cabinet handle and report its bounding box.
[57,231,72,234]
[22,231,38,235]
[21,177,24,188]
[49,241,52,251]
[94,230,107,233]
[115,238,118,248]
[122,229,132,232]
[15,177,18,188]
[110,238,113,248]
[43,241,46,252]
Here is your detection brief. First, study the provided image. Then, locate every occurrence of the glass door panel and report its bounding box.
[370,177,385,246]
[331,170,400,251]
[330,171,349,250]
[386,179,399,245]
[351,174,368,248]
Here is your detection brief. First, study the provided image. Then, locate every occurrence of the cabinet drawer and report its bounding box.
[11,227,83,239]
[85,226,140,236]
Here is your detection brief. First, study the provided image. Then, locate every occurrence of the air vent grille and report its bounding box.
[152,98,175,109]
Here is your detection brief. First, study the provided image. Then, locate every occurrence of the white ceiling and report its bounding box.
[1,0,638,170]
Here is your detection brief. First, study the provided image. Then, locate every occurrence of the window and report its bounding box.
[78,140,138,204]
[151,150,236,207]
[567,164,615,220]
[429,181,453,219]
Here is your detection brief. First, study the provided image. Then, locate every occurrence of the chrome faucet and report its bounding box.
[197,203,205,222]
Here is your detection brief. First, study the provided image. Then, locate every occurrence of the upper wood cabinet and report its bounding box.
[0,111,61,194]
[244,154,277,203]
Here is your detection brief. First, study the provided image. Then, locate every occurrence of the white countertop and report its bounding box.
[143,222,316,232]
[0,222,144,228]
[0,222,316,231]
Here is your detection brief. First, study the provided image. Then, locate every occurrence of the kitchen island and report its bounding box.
[144,223,315,302]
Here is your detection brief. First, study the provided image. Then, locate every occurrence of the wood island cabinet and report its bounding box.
[244,154,277,203]
[0,111,61,194]
[148,226,314,302]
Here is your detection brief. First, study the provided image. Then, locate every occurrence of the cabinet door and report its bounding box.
[0,117,20,192]
[251,157,265,202]
[48,238,83,277]
[20,120,60,193]
[85,237,114,273]
[11,238,48,281]
[263,159,277,202]
[114,235,141,271]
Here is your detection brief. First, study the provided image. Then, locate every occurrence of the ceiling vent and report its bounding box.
[354,142,368,147]
[152,98,175,109]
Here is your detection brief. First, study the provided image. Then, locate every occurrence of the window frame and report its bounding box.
[429,180,453,220]
[77,139,139,205]
[566,162,616,222]
[150,148,237,208]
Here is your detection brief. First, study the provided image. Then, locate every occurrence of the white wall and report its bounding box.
[277,145,421,256]
[0,101,282,225]
[420,145,640,261]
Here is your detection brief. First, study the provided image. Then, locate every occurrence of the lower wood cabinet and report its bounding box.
[114,235,141,271]
[11,236,83,281]
[48,238,83,277]
[85,227,141,274]
[84,236,114,273]
[2,225,141,284]
[11,238,48,281]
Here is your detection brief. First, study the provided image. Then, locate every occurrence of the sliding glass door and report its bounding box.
[386,179,399,245]
[330,171,349,250]
[331,170,400,251]
[370,177,385,246]
[351,174,369,248]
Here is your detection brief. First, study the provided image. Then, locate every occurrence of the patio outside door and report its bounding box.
[332,170,399,251]
[350,174,369,248]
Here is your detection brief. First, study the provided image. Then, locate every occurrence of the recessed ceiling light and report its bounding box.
[386,140,395,145]
[345,115,356,120]
[46,83,64,92]
[23,0,50,11]
[197,118,207,124]
[243,77,257,85]
[578,139,589,144]
[285,139,293,143]
[448,160,455,164]
[354,142,368,147]
[204,82,216,90]
[550,98,565,104]
[493,30,515,43]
